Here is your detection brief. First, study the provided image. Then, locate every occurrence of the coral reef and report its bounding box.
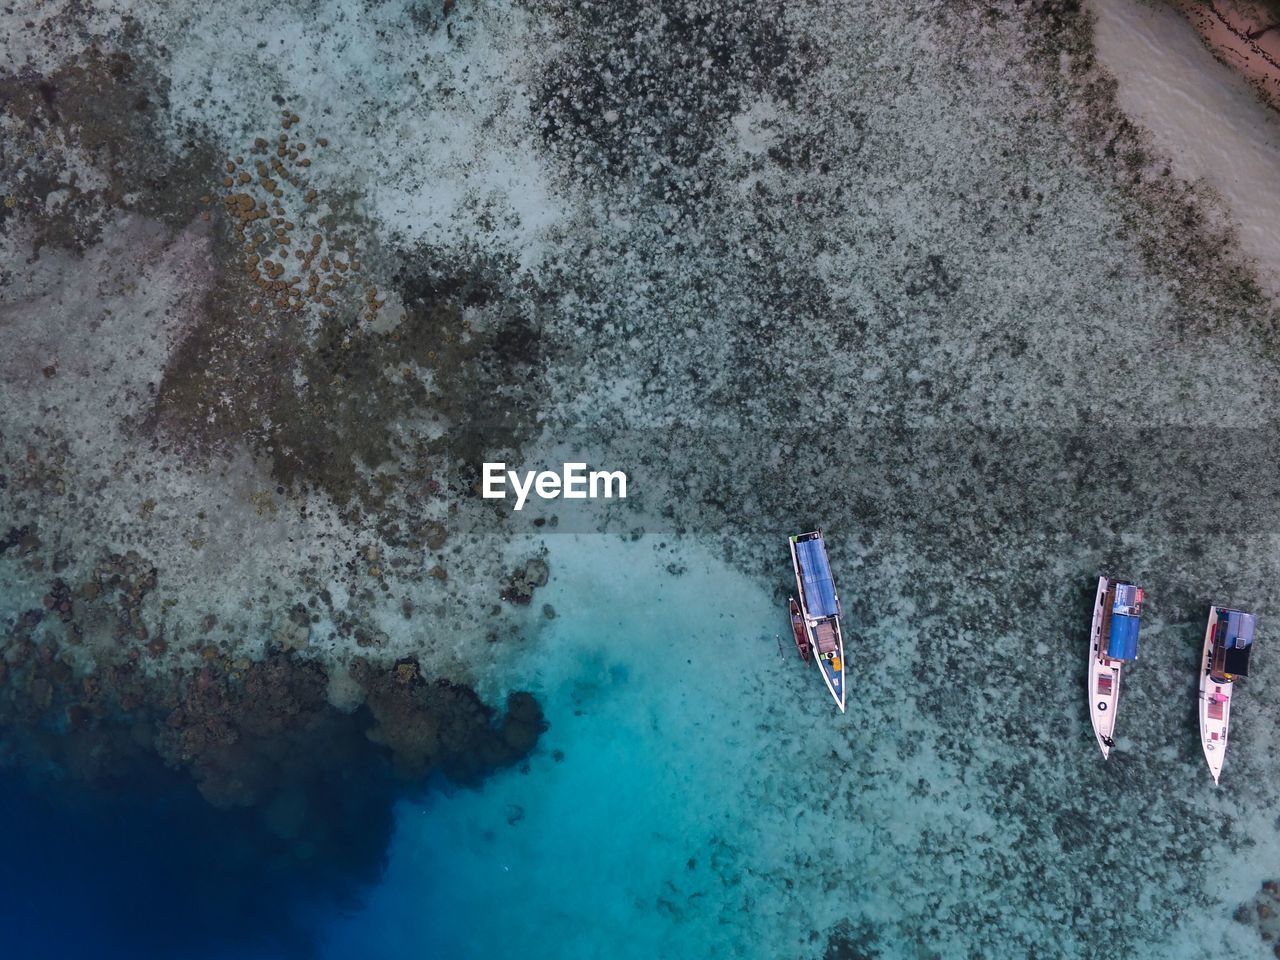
[1237,880,1280,954]
[0,595,545,849]
[3,0,1280,956]
[501,556,550,605]
[824,919,881,960]
[0,46,215,251]
[355,656,546,781]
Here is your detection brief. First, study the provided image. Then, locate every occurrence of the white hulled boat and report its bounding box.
[1087,576,1144,759]
[789,530,846,713]
[1199,606,1257,785]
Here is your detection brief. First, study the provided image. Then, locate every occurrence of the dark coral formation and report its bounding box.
[0,595,546,909]
[2,594,545,795]
[1235,879,1280,954]
[149,163,548,516]
[0,44,216,253]
[500,556,550,605]
[824,919,881,960]
[355,657,547,781]
[536,0,793,190]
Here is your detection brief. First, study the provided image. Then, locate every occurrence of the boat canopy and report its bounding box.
[1107,614,1140,661]
[1219,609,1256,677]
[795,537,840,619]
[1106,583,1143,661]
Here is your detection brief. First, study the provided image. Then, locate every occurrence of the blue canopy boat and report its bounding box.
[789,531,846,712]
[1199,606,1258,784]
[1087,576,1144,758]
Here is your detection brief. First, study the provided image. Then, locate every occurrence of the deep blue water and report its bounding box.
[0,767,393,960]
[0,773,300,959]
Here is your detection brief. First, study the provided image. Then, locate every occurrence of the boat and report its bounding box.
[789,530,846,712]
[789,597,811,661]
[1199,606,1257,784]
[1087,576,1144,758]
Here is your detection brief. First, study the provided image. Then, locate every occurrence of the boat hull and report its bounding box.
[807,617,845,712]
[1199,606,1232,785]
[1087,575,1123,759]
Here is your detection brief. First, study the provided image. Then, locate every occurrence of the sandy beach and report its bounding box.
[1176,0,1280,111]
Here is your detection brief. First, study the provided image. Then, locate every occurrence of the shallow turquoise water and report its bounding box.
[315,535,1279,960]
[6,534,1272,959]
[319,537,796,958]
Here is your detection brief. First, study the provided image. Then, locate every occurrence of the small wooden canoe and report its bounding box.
[789,597,811,661]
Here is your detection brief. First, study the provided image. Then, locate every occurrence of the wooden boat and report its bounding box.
[1087,576,1144,759]
[789,530,846,712]
[1199,606,1257,784]
[789,597,811,661]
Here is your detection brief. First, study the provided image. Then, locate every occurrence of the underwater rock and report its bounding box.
[524,558,549,587]
[500,691,547,756]
[0,525,34,555]
[824,919,881,960]
[422,521,449,551]
[1238,879,1280,948]
[353,657,545,781]
[500,557,550,605]
[42,578,74,623]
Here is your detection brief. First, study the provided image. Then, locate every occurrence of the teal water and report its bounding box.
[315,535,1278,959]
[2,533,1275,958]
[319,537,793,958]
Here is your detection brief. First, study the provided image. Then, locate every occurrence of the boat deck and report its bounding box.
[814,621,838,654]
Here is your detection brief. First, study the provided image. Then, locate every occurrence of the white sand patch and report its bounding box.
[729,95,781,157]
[0,4,126,75]
[90,0,564,268]
[1091,0,1280,297]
